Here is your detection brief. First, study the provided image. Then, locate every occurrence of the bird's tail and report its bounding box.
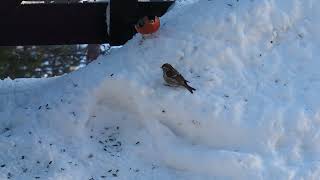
[184,81,196,94]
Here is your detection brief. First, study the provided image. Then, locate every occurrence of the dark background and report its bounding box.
[0,0,174,79]
[0,0,107,79]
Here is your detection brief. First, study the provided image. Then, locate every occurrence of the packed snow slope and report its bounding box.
[1,0,320,179]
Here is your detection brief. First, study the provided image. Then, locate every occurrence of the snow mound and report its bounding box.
[1,0,320,179]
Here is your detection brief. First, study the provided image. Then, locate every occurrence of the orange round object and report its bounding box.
[135,16,160,35]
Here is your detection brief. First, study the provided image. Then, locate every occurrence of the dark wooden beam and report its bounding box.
[0,3,109,46]
[0,1,174,46]
[0,0,22,16]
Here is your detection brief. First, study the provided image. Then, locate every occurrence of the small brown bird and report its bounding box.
[161,63,196,94]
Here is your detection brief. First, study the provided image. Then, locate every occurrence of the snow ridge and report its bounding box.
[1,0,320,179]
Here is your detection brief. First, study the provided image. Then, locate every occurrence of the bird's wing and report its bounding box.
[172,68,180,75]
[176,74,187,82]
[166,70,178,78]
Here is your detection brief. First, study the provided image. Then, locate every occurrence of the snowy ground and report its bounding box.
[1,0,320,179]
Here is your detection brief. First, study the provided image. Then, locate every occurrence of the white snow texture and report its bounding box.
[1,0,320,179]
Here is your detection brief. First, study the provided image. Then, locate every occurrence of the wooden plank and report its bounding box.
[0,0,22,16]
[0,1,174,46]
[0,3,109,46]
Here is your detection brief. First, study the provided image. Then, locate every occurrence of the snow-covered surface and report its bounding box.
[1,0,320,179]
